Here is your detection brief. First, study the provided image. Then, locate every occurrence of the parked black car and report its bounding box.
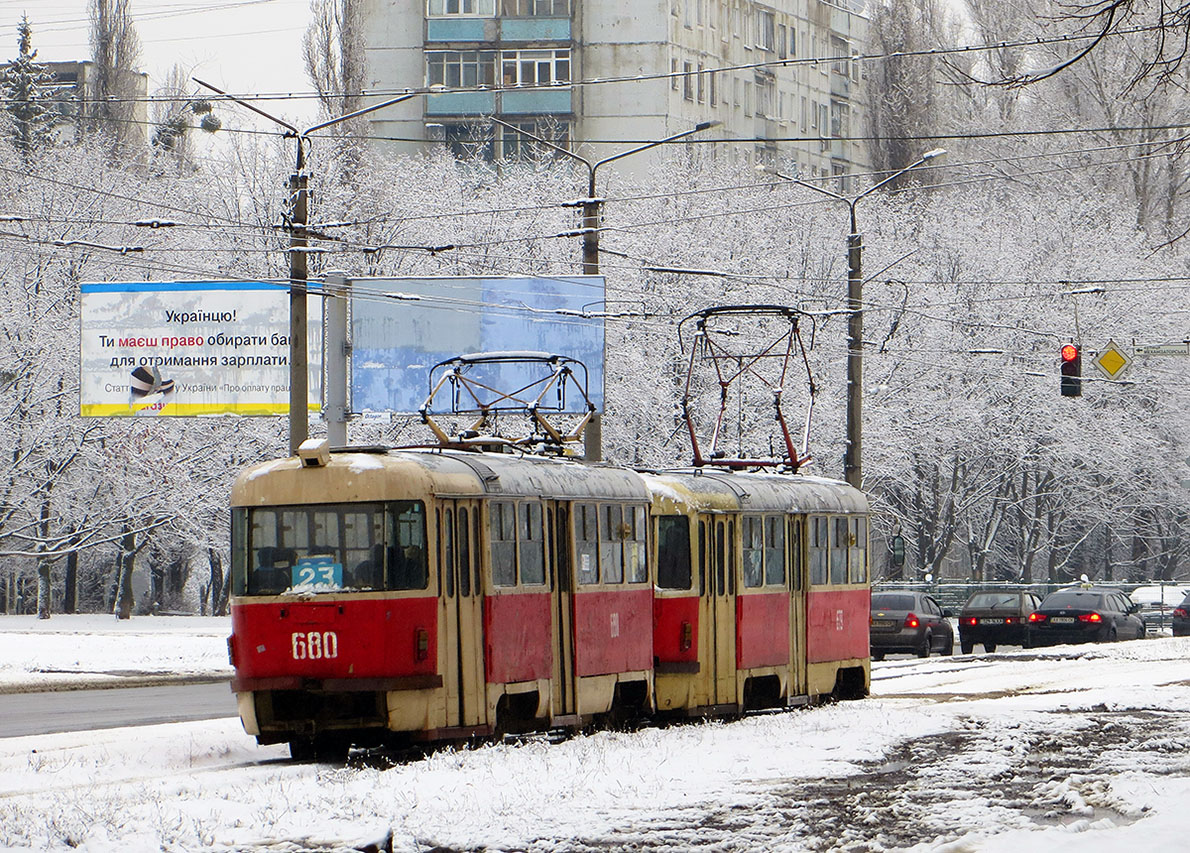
[870,591,954,660]
[958,590,1043,654]
[1026,586,1145,646]
[1172,593,1190,637]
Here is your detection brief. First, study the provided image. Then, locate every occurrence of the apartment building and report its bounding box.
[362,0,867,182]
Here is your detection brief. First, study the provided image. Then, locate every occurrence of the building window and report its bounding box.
[830,100,849,138]
[442,122,494,160]
[744,80,752,115]
[756,75,774,117]
[697,63,706,103]
[499,118,570,160]
[778,23,787,59]
[810,98,817,130]
[709,70,717,106]
[428,0,495,15]
[500,0,570,14]
[790,27,797,57]
[683,61,695,101]
[757,9,775,51]
[800,95,807,131]
[501,49,570,86]
[820,103,829,137]
[831,36,849,76]
[671,57,679,90]
[427,51,497,88]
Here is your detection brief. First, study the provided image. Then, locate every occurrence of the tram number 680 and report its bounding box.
[291,631,339,660]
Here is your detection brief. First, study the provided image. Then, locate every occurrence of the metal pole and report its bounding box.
[844,210,862,490]
[582,168,602,462]
[192,80,418,458]
[288,142,309,456]
[759,150,944,489]
[324,272,350,447]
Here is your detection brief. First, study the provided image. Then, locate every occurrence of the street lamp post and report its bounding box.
[195,79,418,455]
[762,150,945,489]
[490,118,720,458]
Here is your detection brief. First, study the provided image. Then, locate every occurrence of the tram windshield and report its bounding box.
[232,501,428,595]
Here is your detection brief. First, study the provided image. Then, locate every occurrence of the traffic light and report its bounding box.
[1060,343,1082,397]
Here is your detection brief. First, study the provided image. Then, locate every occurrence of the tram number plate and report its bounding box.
[871,619,895,628]
[981,618,1004,625]
[291,556,343,588]
[292,630,339,660]
[1050,616,1075,624]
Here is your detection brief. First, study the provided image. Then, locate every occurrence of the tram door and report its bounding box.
[549,503,577,721]
[788,516,808,697]
[439,501,486,729]
[703,514,738,709]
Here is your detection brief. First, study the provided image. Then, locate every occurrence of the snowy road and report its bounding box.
[1,623,1189,851]
[0,682,235,737]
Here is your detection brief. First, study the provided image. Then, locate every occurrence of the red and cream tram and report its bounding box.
[228,444,870,760]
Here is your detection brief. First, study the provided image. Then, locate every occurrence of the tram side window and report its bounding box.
[848,516,868,583]
[742,515,764,588]
[626,505,648,583]
[575,502,599,584]
[389,501,428,590]
[808,515,829,585]
[830,516,849,584]
[519,502,546,585]
[656,516,692,590]
[490,501,517,587]
[765,515,785,586]
[600,504,624,584]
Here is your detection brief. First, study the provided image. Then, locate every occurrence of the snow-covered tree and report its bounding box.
[0,16,56,162]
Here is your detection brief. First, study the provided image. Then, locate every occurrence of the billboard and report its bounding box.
[351,276,605,415]
[80,281,321,417]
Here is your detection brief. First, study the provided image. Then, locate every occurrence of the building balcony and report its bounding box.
[502,88,572,114]
[426,17,569,43]
[426,90,497,116]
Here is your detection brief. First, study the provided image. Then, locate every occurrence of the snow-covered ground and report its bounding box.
[2,615,1190,851]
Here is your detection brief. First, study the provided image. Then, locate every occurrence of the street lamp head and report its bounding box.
[922,147,947,160]
[694,120,722,132]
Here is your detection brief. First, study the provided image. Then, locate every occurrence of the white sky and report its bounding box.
[0,0,316,120]
[3,614,1190,850]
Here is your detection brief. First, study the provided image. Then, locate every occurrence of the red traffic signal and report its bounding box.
[1060,343,1081,397]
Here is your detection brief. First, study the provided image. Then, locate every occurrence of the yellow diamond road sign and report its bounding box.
[1094,340,1131,379]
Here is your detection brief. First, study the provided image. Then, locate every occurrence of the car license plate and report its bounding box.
[981,618,1004,625]
[1050,616,1075,624]
[871,619,895,628]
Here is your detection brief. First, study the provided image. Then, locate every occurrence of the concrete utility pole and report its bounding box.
[491,118,720,461]
[194,80,417,455]
[762,149,945,489]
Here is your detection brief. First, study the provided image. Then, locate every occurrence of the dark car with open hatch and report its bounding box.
[869,590,954,659]
[958,590,1043,654]
[1026,586,1145,646]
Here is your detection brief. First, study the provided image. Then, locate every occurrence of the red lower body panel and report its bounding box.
[806,588,870,663]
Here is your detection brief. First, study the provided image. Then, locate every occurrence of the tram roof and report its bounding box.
[231,447,651,506]
[640,469,869,515]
